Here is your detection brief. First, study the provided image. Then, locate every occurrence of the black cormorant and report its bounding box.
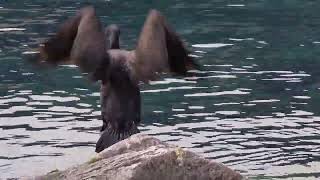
[30,6,199,153]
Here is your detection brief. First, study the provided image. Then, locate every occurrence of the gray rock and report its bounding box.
[34,134,244,180]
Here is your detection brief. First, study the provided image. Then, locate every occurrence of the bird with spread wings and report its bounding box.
[29,6,199,153]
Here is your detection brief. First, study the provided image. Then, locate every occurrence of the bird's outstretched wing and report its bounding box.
[35,6,107,74]
[132,10,199,82]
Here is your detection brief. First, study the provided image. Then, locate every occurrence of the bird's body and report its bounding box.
[30,6,199,153]
[96,50,141,152]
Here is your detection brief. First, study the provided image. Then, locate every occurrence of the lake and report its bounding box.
[1,0,320,179]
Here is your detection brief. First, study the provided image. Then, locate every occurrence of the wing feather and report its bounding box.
[133,10,198,82]
[36,6,107,74]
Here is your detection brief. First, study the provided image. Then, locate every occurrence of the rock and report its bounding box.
[34,134,244,180]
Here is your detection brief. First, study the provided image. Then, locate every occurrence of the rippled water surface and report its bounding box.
[1,0,320,179]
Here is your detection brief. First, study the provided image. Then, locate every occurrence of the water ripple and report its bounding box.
[30,95,80,102]
[184,89,250,97]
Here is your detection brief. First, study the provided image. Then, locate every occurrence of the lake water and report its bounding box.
[1,0,320,179]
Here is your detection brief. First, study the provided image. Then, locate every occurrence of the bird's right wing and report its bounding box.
[132,10,199,83]
[32,6,107,74]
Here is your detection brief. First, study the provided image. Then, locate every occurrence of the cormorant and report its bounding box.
[30,6,199,153]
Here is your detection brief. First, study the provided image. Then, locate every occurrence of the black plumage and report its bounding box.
[30,6,199,153]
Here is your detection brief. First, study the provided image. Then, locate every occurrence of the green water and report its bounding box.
[1,0,320,179]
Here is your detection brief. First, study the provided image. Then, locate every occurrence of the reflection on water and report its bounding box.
[1,0,320,179]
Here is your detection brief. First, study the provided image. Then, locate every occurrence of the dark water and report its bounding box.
[1,0,320,179]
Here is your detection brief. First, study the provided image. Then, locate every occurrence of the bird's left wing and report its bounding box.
[30,6,107,74]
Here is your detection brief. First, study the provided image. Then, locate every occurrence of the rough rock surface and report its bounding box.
[35,134,244,180]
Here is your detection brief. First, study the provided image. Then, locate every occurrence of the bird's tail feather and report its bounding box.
[95,124,139,153]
